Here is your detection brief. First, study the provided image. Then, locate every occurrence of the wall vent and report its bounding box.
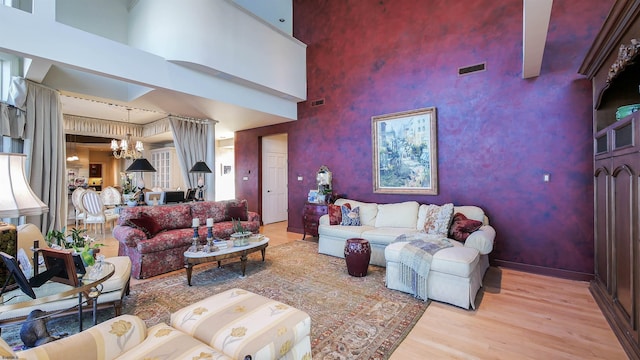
[458,62,486,76]
[310,98,325,107]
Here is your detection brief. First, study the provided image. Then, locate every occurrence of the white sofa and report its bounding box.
[318,199,495,309]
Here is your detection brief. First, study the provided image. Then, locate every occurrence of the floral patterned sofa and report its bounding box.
[9,288,312,360]
[113,200,260,279]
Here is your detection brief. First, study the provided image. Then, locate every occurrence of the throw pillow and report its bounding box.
[126,213,164,239]
[340,205,361,226]
[328,204,345,225]
[422,203,454,235]
[228,200,249,221]
[449,212,483,242]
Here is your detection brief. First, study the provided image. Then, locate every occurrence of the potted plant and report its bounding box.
[121,172,138,206]
[230,218,251,246]
[45,227,104,266]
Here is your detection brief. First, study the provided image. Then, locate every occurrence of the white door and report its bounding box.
[262,134,288,224]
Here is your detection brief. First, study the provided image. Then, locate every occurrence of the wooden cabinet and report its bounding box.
[580,2,640,357]
[302,203,328,240]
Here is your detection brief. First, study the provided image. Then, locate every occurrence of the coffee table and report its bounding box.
[183,237,269,285]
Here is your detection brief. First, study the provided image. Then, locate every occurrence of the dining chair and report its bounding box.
[71,188,87,228]
[81,190,119,238]
[100,186,122,215]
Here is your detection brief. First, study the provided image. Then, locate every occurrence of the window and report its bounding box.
[0,51,19,102]
[150,149,171,189]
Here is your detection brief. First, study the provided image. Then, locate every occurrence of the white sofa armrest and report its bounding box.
[463,225,495,255]
[319,214,330,225]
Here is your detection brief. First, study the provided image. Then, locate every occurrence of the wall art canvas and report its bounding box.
[372,107,438,195]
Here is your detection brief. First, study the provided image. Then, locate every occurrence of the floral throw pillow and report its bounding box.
[329,203,350,225]
[422,203,454,235]
[449,212,483,242]
[341,205,361,226]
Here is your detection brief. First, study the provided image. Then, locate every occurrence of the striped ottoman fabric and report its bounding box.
[171,288,312,360]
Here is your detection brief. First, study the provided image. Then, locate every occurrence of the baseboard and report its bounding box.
[492,259,594,282]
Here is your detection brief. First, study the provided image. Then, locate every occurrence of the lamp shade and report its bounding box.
[0,153,49,217]
[126,158,156,172]
[190,161,212,173]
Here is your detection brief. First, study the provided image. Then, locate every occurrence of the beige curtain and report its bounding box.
[10,78,66,232]
[169,117,208,189]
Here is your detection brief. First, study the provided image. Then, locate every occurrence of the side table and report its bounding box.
[302,203,328,240]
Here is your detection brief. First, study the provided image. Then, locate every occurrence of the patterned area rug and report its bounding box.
[2,241,429,359]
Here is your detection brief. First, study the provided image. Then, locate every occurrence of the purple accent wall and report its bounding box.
[236,0,614,276]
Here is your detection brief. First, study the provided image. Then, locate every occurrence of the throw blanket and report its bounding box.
[395,233,453,301]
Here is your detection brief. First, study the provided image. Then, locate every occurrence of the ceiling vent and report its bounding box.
[310,98,325,107]
[458,62,486,76]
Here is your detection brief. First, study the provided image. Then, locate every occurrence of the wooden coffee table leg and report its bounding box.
[261,248,266,261]
[185,263,193,286]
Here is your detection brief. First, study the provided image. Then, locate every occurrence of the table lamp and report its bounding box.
[0,153,49,292]
[189,161,212,201]
[126,158,156,203]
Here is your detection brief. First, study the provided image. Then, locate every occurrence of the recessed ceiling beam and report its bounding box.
[522,0,553,78]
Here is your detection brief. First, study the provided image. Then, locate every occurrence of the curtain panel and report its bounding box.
[169,117,208,189]
[9,78,66,232]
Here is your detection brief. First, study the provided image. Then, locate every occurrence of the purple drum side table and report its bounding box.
[344,238,371,277]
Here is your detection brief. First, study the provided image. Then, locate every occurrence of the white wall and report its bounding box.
[128,0,306,100]
[55,0,129,43]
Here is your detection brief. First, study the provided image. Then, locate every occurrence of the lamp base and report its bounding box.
[0,223,17,287]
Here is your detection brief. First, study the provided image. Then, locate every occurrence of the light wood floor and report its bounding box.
[94,221,628,359]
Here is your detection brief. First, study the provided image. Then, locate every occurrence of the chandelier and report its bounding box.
[111,108,144,159]
[111,134,144,159]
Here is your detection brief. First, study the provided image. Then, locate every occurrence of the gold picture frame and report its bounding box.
[372,107,438,195]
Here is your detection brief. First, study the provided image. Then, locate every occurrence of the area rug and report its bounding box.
[2,240,429,359]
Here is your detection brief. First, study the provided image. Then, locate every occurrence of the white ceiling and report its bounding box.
[52,0,294,143]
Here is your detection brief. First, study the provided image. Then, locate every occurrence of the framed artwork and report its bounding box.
[40,248,80,287]
[372,107,438,195]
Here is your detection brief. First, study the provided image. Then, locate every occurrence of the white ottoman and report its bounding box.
[385,241,487,309]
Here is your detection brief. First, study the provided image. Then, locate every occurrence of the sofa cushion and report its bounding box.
[125,213,164,239]
[0,337,15,359]
[374,201,419,228]
[449,212,483,242]
[361,228,420,246]
[328,204,343,225]
[171,288,311,360]
[228,200,249,221]
[118,204,192,230]
[17,315,147,360]
[431,246,480,278]
[191,201,228,224]
[113,323,231,360]
[341,205,361,226]
[453,205,486,223]
[334,199,378,226]
[418,203,454,235]
[318,224,371,239]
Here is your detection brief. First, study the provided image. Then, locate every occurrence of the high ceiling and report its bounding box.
[46,0,294,143]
